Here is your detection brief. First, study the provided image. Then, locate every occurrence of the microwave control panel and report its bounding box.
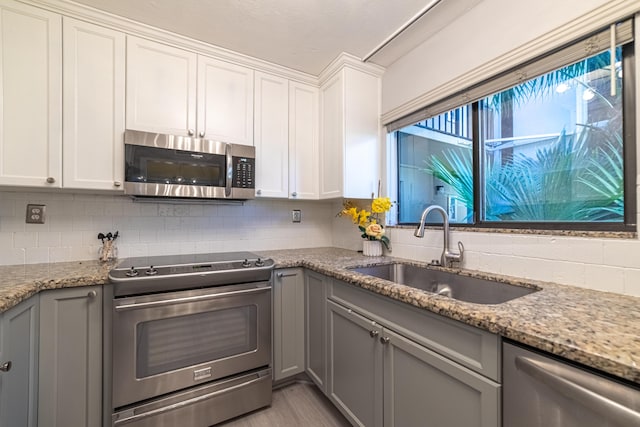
[232,157,255,189]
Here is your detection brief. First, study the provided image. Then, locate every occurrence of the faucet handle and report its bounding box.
[456,241,465,263]
[445,241,465,266]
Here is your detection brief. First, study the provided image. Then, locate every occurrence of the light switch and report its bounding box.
[26,204,46,224]
[292,210,301,223]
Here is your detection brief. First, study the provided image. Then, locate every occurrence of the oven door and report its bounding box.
[111,282,271,408]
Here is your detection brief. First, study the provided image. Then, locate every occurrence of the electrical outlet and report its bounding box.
[292,210,302,223]
[26,204,46,224]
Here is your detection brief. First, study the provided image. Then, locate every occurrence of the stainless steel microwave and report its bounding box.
[124,130,255,200]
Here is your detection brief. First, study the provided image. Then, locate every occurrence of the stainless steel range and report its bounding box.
[107,252,274,427]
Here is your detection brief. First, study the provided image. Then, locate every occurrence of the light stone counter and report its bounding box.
[0,247,638,385]
[0,260,115,312]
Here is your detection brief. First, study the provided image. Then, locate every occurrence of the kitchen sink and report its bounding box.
[348,263,538,304]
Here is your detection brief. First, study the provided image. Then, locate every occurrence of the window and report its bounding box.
[397,106,473,224]
[392,23,635,231]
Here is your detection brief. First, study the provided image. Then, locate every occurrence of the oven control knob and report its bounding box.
[255,258,265,267]
[125,267,139,277]
[242,259,251,268]
[146,266,158,276]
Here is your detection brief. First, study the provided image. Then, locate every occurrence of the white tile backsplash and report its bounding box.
[623,268,640,295]
[0,191,333,266]
[3,190,640,298]
[584,264,625,294]
[353,227,640,297]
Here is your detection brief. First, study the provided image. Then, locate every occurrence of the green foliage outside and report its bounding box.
[423,50,624,223]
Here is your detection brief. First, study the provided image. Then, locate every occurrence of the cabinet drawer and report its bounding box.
[329,280,500,381]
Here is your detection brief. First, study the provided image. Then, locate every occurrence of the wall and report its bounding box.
[385,227,640,297]
[367,0,640,297]
[0,191,333,265]
[381,0,618,115]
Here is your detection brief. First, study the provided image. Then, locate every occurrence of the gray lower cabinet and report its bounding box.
[327,280,501,427]
[305,270,329,391]
[328,300,383,427]
[0,296,40,427]
[383,327,499,427]
[273,268,305,381]
[38,286,103,427]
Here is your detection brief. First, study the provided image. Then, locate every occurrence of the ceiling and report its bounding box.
[68,0,482,75]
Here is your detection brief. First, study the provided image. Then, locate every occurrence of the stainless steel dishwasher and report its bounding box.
[503,341,640,427]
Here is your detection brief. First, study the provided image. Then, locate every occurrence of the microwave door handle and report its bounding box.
[515,356,640,426]
[225,144,232,198]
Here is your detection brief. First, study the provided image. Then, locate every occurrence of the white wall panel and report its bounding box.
[381,0,621,115]
[0,191,333,266]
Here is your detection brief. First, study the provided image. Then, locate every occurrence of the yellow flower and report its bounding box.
[371,197,392,214]
[365,223,385,238]
[358,210,370,226]
[342,207,359,223]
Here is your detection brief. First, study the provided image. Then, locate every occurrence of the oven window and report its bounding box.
[125,145,226,186]
[136,306,257,378]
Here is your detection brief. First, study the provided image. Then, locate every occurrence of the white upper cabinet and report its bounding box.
[254,71,289,198]
[126,36,255,145]
[198,56,254,144]
[254,72,319,200]
[63,17,125,191]
[126,36,197,136]
[319,73,343,199]
[289,82,319,199]
[320,63,381,199]
[0,0,62,188]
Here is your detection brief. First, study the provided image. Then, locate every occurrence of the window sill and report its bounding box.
[388,224,637,239]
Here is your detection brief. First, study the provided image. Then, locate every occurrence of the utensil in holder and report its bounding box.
[98,231,119,262]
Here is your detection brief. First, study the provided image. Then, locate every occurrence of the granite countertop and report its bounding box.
[0,260,115,312]
[1,247,639,385]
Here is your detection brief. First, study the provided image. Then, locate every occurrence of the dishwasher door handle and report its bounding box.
[515,356,640,426]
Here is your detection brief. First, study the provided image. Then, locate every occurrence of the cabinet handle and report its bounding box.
[0,361,11,372]
[256,189,262,195]
[369,330,379,338]
[87,290,97,298]
[46,177,55,184]
[291,192,297,197]
[380,336,390,344]
[199,131,205,138]
[188,129,195,136]
[114,181,122,187]
[277,272,297,278]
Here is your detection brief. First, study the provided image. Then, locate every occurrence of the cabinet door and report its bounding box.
[197,56,253,145]
[327,300,383,427]
[126,36,197,136]
[273,269,305,381]
[0,296,39,427]
[0,1,61,188]
[38,286,102,427]
[319,66,381,199]
[63,17,125,190]
[319,71,344,199]
[254,71,288,198]
[305,271,328,391]
[289,82,319,199]
[383,327,500,427]
[343,67,380,199]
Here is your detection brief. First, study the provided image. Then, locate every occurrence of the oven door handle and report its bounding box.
[114,286,270,312]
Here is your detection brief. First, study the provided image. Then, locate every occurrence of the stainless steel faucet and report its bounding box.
[414,205,464,268]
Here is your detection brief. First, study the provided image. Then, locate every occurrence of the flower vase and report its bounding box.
[363,240,383,257]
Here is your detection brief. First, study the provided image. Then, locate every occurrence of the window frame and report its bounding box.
[392,43,636,232]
